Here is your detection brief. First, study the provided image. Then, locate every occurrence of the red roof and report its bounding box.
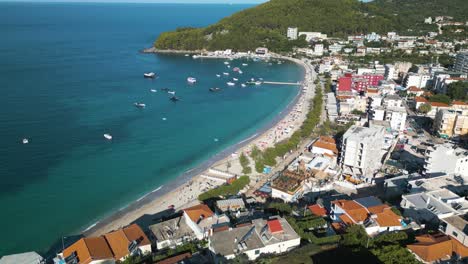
[430,102,450,107]
[408,86,423,92]
[267,219,283,234]
[338,77,352,91]
[308,204,328,216]
[452,101,468,106]
[415,96,428,103]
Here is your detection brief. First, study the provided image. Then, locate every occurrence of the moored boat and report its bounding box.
[134,102,146,108]
[227,82,235,86]
[187,77,197,83]
[216,74,221,77]
[209,87,221,92]
[233,78,239,81]
[223,72,229,76]
[170,96,180,102]
[233,67,240,72]
[241,84,247,87]
[144,72,155,78]
[103,134,112,140]
[22,138,29,144]
[150,89,157,93]
[168,91,176,95]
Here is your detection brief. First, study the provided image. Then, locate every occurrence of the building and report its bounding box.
[385,107,408,132]
[183,204,215,240]
[255,47,268,55]
[401,189,468,224]
[216,198,246,213]
[407,233,453,263]
[330,196,403,235]
[60,237,115,264]
[383,94,403,108]
[454,52,468,74]
[404,73,431,88]
[314,44,324,56]
[433,109,468,138]
[104,224,152,261]
[149,214,197,250]
[407,86,424,96]
[298,32,327,41]
[427,102,451,118]
[440,215,468,252]
[209,217,300,260]
[340,125,386,177]
[310,136,338,156]
[424,144,468,177]
[287,27,298,40]
[57,224,151,264]
[0,252,44,264]
[328,43,344,54]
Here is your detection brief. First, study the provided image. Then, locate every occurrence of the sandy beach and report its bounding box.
[85,54,315,237]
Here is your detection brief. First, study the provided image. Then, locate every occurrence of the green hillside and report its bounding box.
[154,0,468,52]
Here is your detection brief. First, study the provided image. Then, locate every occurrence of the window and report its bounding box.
[255,250,260,255]
[453,231,458,237]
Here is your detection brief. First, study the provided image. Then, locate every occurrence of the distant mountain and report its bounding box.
[154,0,468,52]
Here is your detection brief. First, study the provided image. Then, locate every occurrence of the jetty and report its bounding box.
[262,81,302,86]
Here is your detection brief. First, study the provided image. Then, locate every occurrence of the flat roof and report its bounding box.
[443,215,468,235]
[0,252,43,264]
[149,216,195,244]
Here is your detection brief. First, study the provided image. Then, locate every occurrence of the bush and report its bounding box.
[198,176,250,201]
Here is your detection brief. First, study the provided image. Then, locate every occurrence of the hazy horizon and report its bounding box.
[0,0,267,3]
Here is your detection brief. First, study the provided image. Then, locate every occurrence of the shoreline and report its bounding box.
[83,52,310,237]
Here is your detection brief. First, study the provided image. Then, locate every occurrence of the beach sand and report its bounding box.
[85,55,315,237]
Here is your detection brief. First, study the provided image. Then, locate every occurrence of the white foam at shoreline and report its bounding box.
[83,221,99,232]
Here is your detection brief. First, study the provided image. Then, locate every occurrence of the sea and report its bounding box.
[0,2,303,256]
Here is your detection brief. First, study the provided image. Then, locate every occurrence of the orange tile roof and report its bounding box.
[414,96,428,103]
[367,204,389,214]
[312,136,338,154]
[450,236,468,258]
[452,101,468,106]
[332,200,368,223]
[373,208,401,227]
[339,214,355,225]
[407,233,452,262]
[156,252,192,264]
[408,86,423,92]
[183,204,214,223]
[104,224,150,260]
[331,222,346,234]
[308,204,328,216]
[430,102,450,107]
[63,237,114,264]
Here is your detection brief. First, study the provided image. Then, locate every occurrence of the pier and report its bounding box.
[262,81,302,86]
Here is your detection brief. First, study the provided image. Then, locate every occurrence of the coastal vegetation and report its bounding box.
[198,176,250,201]
[251,83,323,172]
[154,0,468,52]
[447,81,468,101]
[239,153,252,174]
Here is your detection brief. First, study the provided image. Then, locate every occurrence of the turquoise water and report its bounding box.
[0,3,303,255]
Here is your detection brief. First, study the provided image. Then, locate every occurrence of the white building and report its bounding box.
[401,189,468,224]
[385,107,408,132]
[1,252,44,264]
[454,52,468,74]
[298,31,327,41]
[329,43,344,54]
[287,27,298,40]
[314,44,324,56]
[341,125,386,177]
[149,215,197,250]
[424,144,468,177]
[209,217,300,260]
[383,94,403,108]
[183,204,229,240]
[404,73,431,88]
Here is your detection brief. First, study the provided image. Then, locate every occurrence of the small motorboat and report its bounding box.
[233,67,240,72]
[223,72,229,76]
[144,72,155,78]
[184,54,189,57]
[227,82,235,86]
[150,89,157,93]
[170,96,180,102]
[209,87,221,92]
[242,63,248,66]
[255,81,262,85]
[233,78,239,81]
[22,138,29,144]
[187,77,197,83]
[241,84,247,87]
[227,65,231,68]
[161,88,170,92]
[103,134,112,140]
[134,102,146,108]
[224,61,230,65]
[168,91,176,95]
[238,70,243,74]
[216,74,221,78]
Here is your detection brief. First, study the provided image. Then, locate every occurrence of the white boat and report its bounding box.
[134,102,146,108]
[224,61,230,65]
[103,134,112,140]
[227,65,231,68]
[168,91,176,95]
[184,54,189,57]
[227,82,236,86]
[233,78,239,81]
[144,72,155,78]
[187,77,197,83]
[255,81,262,85]
[238,70,243,74]
[150,89,157,93]
[216,74,221,77]
[192,55,200,59]
[241,84,247,87]
[223,72,230,76]
[22,138,29,144]
[242,63,248,66]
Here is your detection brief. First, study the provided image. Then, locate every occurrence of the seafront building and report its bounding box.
[149,214,197,250]
[209,217,300,260]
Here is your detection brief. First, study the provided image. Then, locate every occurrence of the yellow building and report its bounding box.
[433,109,468,138]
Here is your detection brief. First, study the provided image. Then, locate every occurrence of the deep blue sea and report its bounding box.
[0,2,302,256]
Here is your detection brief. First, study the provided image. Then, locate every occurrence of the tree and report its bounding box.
[417,103,432,114]
[447,81,468,101]
[239,153,252,174]
[429,94,451,105]
[408,65,419,73]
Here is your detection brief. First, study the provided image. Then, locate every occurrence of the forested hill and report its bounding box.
[154,0,468,52]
